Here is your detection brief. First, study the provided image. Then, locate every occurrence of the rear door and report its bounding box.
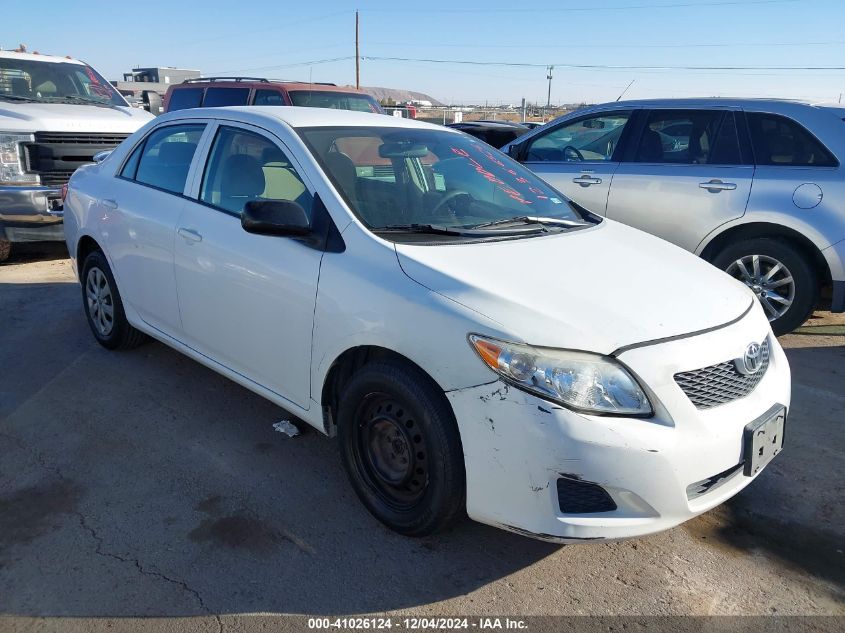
[106,122,208,335]
[518,110,635,214]
[606,108,753,252]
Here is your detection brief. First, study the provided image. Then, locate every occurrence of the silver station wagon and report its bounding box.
[502,99,845,335]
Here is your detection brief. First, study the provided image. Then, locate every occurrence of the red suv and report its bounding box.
[163,77,384,114]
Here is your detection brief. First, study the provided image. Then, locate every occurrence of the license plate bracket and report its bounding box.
[743,405,786,476]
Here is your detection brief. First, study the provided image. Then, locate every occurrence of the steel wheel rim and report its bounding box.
[354,393,429,510]
[725,254,795,321]
[85,267,115,336]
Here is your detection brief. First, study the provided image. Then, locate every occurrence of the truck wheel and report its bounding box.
[712,237,817,336]
[337,359,466,536]
[0,240,10,263]
[81,250,147,350]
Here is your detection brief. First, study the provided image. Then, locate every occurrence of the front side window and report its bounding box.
[746,112,837,167]
[300,126,589,235]
[0,58,125,106]
[200,126,311,216]
[203,87,250,108]
[633,110,742,165]
[525,113,631,162]
[133,124,205,194]
[168,87,203,111]
[288,90,382,113]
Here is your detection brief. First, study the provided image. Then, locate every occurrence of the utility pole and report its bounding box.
[546,65,554,108]
[355,11,360,90]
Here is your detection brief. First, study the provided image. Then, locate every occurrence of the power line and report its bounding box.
[362,56,845,72]
[366,39,845,50]
[362,0,800,13]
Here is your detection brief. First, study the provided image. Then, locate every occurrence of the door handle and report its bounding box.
[573,175,602,186]
[102,199,118,210]
[699,179,737,192]
[177,227,203,243]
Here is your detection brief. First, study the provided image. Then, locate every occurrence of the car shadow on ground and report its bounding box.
[0,241,69,265]
[0,279,559,616]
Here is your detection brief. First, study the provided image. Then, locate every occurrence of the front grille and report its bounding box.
[674,339,770,409]
[33,132,131,145]
[24,132,130,186]
[556,477,617,514]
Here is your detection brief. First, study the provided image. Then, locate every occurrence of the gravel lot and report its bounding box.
[1,243,843,631]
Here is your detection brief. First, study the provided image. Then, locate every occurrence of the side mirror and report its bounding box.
[141,90,162,116]
[507,142,524,160]
[242,200,310,237]
[93,150,112,164]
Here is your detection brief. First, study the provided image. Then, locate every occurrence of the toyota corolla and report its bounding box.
[63,107,791,542]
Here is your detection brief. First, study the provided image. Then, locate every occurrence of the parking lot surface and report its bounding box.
[1,244,843,630]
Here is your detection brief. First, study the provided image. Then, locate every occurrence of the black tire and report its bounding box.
[80,250,147,350]
[711,237,818,336]
[0,239,10,263]
[337,359,466,536]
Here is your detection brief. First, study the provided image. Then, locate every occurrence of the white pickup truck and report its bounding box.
[0,50,153,261]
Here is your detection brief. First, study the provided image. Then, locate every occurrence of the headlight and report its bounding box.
[469,334,653,416]
[0,132,39,185]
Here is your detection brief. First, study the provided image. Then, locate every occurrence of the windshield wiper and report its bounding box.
[0,94,40,103]
[472,215,591,229]
[43,95,116,108]
[373,223,469,236]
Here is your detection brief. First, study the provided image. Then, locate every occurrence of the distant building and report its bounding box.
[122,67,200,85]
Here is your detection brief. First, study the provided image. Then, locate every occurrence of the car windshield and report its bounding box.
[299,126,589,238]
[0,58,125,106]
[288,90,383,113]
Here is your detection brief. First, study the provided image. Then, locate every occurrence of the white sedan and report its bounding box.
[63,106,790,542]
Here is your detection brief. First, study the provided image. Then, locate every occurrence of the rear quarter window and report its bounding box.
[746,112,838,167]
[167,87,203,111]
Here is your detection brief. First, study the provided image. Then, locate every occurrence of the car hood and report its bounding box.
[394,221,753,354]
[0,102,153,133]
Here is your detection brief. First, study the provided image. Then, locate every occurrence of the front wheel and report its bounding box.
[337,359,466,536]
[712,237,818,336]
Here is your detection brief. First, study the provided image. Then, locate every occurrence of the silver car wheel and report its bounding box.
[85,267,115,336]
[726,254,795,321]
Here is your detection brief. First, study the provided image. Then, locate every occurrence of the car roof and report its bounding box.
[0,50,84,65]
[158,105,456,132]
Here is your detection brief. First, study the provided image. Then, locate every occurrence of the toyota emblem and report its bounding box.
[735,342,763,375]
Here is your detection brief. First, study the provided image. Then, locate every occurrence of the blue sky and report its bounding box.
[4,0,845,105]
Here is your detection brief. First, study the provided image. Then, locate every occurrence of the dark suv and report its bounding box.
[163,77,384,114]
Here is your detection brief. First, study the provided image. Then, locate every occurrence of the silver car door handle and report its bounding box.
[573,175,602,186]
[699,179,737,192]
[177,227,203,243]
[102,199,118,210]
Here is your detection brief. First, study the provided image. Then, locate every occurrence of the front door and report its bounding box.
[519,110,634,215]
[606,109,754,252]
[174,122,321,409]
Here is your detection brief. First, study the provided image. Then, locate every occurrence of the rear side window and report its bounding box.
[253,89,285,106]
[167,87,203,111]
[203,87,250,107]
[633,110,742,165]
[746,112,837,167]
[133,124,205,194]
[288,90,380,113]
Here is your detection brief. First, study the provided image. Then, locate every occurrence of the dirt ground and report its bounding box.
[0,243,842,631]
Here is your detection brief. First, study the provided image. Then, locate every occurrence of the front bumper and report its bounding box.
[0,184,64,242]
[447,304,791,543]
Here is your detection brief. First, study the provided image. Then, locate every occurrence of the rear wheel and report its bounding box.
[712,237,817,336]
[337,359,465,536]
[81,250,147,350]
[0,239,10,263]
